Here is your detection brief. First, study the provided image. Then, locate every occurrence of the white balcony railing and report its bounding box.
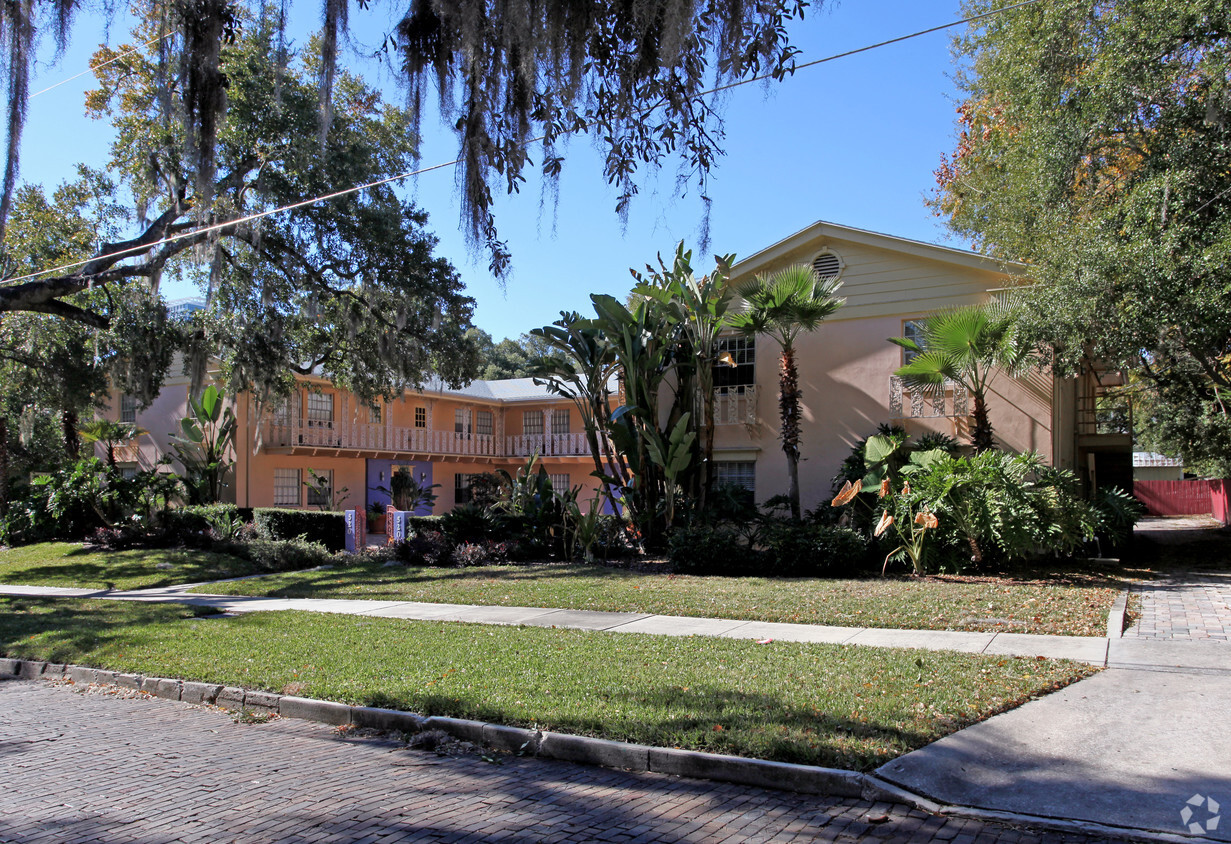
[258,421,595,459]
[889,376,969,419]
[714,385,756,425]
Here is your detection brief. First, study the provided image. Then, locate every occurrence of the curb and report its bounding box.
[0,657,1212,843]
[1107,589,1129,638]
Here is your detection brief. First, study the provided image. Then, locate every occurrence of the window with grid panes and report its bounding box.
[454,473,476,504]
[120,394,138,423]
[454,407,470,433]
[306,469,333,507]
[714,337,755,389]
[475,409,493,436]
[414,406,426,428]
[714,461,755,494]
[306,393,334,427]
[274,468,301,506]
[523,410,544,436]
[550,410,570,435]
[369,403,381,424]
[901,320,926,365]
[548,473,570,491]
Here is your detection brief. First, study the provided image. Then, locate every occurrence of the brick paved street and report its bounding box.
[0,678,1119,844]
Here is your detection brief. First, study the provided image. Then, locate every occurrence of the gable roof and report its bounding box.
[730,220,1027,279]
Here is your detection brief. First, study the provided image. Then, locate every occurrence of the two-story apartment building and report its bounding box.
[102,221,1129,515]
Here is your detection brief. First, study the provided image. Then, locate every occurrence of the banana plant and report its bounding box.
[170,385,237,504]
[644,412,696,530]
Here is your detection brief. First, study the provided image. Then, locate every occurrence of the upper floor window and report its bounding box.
[551,410,570,435]
[120,394,138,424]
[475,409,494,436]
[454,407,470,434]
[369,403,381,424]
[714,336,755,389]
[901,320,927,365]
[414,406,427,428]
[523,410,544,436]
[306,393,334,428]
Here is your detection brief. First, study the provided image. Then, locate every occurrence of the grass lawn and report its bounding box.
[192,557,1130,637]
[0,596,1095,770]
[0,542,278,591]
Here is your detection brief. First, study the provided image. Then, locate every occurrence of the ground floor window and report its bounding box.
[455,473,477,505]
[549,473,570,492]
[274,468,301,506]
[306,469,333,508]
[714,461,755,494]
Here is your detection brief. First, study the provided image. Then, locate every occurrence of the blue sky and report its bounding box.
[18,0,971,340]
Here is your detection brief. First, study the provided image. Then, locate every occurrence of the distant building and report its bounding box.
[1133,452,1184,482]
[167,297,206,319]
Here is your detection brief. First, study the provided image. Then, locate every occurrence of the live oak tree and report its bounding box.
[1,17,480,408]
[936,0,1231,469]
[0,0,813,275]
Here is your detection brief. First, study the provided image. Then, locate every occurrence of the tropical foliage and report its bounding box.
[889,302,1036,452]
[728,264,844,520]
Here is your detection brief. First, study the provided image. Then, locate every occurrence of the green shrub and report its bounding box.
[761,522,869,576]
[440,504,497,542]
[667,524,759,575]
[253,508,346,552]
[161,504,242,537]
[392,530,453,566]
[222,536,334,570]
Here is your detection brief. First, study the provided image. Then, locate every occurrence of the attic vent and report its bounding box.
[812,251,843,281]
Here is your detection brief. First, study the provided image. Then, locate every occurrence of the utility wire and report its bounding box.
[30,33,172,99]
[4,0,1046,287]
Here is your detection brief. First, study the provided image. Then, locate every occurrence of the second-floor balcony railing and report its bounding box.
[889,376,969,419]
[714,385,756,424]
[258,420,596,459]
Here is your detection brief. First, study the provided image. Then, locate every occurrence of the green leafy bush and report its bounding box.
[667,524,759,575]
[253,508,346,552]
[440,504,498,542]
[761,522,869,577]
[391,530,453,566]
[222,536,334,570]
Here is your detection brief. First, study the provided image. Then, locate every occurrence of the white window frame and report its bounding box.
[551,410,570,435]
[475,409,494,436]
[120,394,138,424]
[715,336,756,389]
[414,406,427,428]
[902,319,927,365]
[548,473,570,492]
[714,461,755,494]
[274,468,302,506]
[306,393,334,428]
[306,469,333,508]
[523,410,544,436]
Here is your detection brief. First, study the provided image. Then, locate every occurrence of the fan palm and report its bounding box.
[728,265,844,520]
[889,302,1036,452]
[78,419,147,467]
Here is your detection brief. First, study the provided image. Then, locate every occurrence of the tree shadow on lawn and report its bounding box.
[260,560,628,599]
[0,597,200,663]
[0,547,279,591]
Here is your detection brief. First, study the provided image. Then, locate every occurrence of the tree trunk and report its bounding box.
[0,415,8,518]
[62,408,79,461]
[971,392,995,452]
[779,344,802,521]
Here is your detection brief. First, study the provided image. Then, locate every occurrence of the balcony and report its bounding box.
[714,385,756,425]
[889,376,969,419]
[257,420,596,460]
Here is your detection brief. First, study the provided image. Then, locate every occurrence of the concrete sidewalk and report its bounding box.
[877,666,1231,841]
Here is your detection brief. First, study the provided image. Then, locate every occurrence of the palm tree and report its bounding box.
[889,301,1036,452]
[728,265,844,521]
[78,419,147,467]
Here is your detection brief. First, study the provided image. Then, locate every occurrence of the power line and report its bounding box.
[4,0,1046,287]
[30,33,172,99]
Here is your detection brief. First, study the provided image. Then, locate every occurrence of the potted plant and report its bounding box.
[366,503,386,534]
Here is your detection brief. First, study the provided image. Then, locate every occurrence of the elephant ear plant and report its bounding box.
[171,385,237,504]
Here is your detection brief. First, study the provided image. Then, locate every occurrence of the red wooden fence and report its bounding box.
[1133,480,1214,516]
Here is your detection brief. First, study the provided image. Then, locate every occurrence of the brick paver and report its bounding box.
[1125,571,1231,641]
[0,678,1117,844]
